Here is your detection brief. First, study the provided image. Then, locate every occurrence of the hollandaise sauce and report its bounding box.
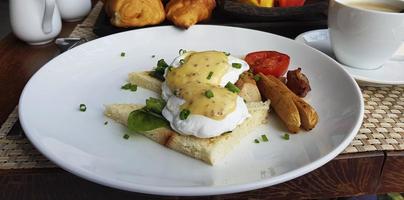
[166,51,238,120]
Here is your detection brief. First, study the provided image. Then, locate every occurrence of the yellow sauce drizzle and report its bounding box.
[166,51,237,120]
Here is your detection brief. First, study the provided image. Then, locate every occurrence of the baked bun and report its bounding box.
[105,0,166,27]
[165,0,216,28]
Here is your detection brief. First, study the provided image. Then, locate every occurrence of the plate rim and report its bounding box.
[295,29,404,85]
[19,25,364,196]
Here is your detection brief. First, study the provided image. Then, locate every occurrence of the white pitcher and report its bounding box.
[10,0,62,45]
[56,0,92,22]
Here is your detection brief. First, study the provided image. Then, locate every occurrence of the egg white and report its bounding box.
[161,52,251,138]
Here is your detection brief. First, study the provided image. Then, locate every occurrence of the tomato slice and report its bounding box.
[245,51,290,77]
[278,0,306,7]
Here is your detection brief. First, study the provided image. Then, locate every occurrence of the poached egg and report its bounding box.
[161,51,251,138]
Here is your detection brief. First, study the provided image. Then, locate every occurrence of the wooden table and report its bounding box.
[1,19,403,200]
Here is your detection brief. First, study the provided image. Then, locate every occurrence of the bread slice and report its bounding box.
[105,101,270,165]
[128,71,162,94]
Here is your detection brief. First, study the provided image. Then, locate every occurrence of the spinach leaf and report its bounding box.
[145,97,166,114]
[127,108,169,132]
[149,59,169,81]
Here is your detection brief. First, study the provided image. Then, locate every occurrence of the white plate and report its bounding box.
[19,25,363,196]
[295,29,404,85]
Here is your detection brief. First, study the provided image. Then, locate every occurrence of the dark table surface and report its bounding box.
[1,2,404,200]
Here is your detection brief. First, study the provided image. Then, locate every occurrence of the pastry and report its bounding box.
[165,0,216,28]
[105,0,165,27]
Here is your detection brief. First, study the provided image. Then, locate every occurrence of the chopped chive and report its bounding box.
[225,82,240,94]
[151,55,156,58]
[243,99,247,103]
[282,133,290,140]
[224,52,230,56]
[104,121,108,125]
[120,52,126,57]
[129,85,137,91]
[232,63,242,69]
[261,134,269,142]
[253,74,261,81]
[207,71,214,80]
[121,83,137,92]
[121,83,131,89]
[168,66,173,72]
[79,104,86,112]
[179,49,187,55]
[179,59,185,64]
[254,139,260,143]
[123,134,130,139]
[173,89,180,96]
[205,90,214,98]
[179,109,190,120]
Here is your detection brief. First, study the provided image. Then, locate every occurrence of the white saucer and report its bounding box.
[295,29,404,85]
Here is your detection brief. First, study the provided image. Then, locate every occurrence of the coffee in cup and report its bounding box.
[328,0,404,69]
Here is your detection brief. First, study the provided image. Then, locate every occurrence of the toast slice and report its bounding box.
[105,101,270,165]
[128,71,162,94]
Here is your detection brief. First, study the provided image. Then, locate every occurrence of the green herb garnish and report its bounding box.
[225,82,240,94]
[207,71,214,80]
[168,66,173,71]
[254,139,260,143]
[282,133,290,140]
[151,55,156,58]
[145,97,166,114]
[224,52,230,56]
[232,63,242,69]
[120,52,126,57]
[261,134,269,142]
[79,104,86,112]
[123,134,130,139]
[205,90,214,99]
[104,121,108,125]
[179,109,191,120]
[121,83,137,91]
[173,89,180,96]
[149,59,169,81]
[179,59,185,65]
[253,74,261,81]
[179,49,187,55]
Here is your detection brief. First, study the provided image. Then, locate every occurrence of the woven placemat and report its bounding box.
[0,2,403,169]
[0,2,102,169]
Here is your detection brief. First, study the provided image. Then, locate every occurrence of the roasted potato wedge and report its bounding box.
[292,96,319,131]
[257,73,300,133]
[265,74,319,131]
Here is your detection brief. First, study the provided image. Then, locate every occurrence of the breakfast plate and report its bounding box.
[295,29,404,85]
[19,25,363,196]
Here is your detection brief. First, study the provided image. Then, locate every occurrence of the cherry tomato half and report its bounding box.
[245,51,290,78]
[278,0,306,7]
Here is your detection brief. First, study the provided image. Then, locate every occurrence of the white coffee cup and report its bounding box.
[328,0,404,69]
[56,0,92,22]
